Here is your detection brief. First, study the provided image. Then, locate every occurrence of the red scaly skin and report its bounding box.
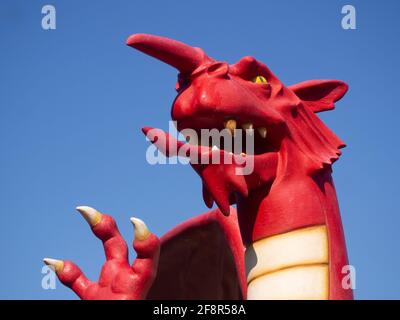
[46,210,160,300]
[128,34,353,299]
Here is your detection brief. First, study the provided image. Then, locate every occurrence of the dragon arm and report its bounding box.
[44,206,246,300]
[44,206,160,300]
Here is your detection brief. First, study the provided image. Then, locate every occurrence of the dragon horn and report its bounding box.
[126,33,212,74]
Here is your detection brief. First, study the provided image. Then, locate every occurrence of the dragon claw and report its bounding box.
[130,217,151,241]
[43,258,64,273]
[76,206,102,227]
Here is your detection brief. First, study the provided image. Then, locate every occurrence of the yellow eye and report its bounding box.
[253,75,268,84]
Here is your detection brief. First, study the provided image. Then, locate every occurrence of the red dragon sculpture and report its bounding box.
[44,34,352,300]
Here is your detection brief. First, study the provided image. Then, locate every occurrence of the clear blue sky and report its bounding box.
[0,0,399,299]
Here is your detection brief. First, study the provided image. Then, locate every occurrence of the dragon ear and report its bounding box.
[288,80,348,113]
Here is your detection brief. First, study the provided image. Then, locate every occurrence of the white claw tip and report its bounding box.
[76,206,102,227]
[43,258,64,273]
[130,217,151,241]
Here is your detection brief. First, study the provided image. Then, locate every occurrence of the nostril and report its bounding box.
[206,62,229,77]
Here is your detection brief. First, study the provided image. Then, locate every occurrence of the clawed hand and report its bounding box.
[43,206,160,300]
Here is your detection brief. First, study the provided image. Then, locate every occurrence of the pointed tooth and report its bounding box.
[76,206,102,227]
[211,145,220,152]
[130,217,151,241]
[224,119,236,135]
[43,258,64,273]
[240,152,246,157]
[242,123,254,131]
[258,127,267,138]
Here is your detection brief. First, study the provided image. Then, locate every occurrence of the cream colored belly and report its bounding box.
[246,225,329,300]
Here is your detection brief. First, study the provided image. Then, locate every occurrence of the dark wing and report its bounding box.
[147,208,246,299]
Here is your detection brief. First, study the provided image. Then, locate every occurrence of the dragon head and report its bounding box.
[127,34,348,218]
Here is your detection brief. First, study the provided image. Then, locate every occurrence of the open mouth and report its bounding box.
[175,116,280,157]
[142,115,280,216]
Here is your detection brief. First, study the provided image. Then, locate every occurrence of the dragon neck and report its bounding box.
[236,138,338,246]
